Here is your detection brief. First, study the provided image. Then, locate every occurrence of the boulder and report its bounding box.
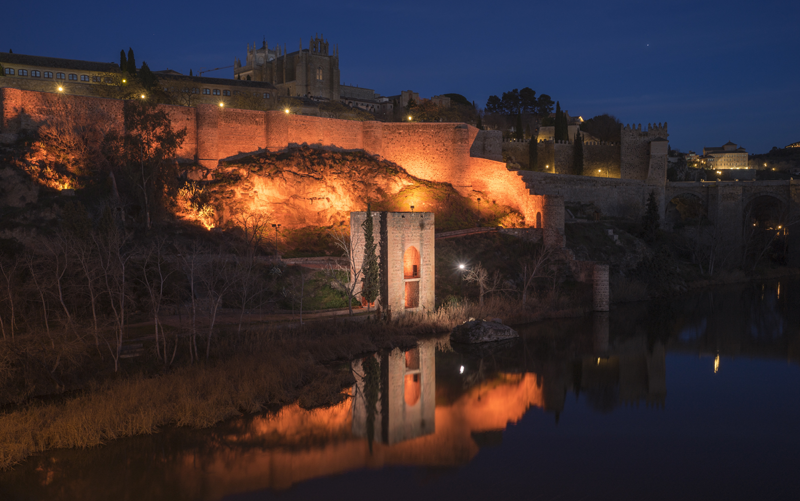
[451,319,519,344]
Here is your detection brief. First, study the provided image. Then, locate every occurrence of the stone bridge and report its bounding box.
[665,180,800,264]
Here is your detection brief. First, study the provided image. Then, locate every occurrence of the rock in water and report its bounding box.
[451,319,519,344]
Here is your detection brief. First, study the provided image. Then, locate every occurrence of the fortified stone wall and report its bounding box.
[584,143,620,178]
[520,170,654,219]
[620,123,668,181]
[469,129,502,161]
[554,141,575,175]
[0,88,558,236]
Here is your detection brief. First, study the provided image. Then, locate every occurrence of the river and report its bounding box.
[1,281,800,500]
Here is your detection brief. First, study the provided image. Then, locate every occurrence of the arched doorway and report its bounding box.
[404,246,420,309]
[744,195,788,266]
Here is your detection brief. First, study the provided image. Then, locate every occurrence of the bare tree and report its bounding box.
[178,243,202,363]
[464,262,504,307]
[519,245,555,306]
[40,237,73,331]
[0,256,20,339]
[326,227,364,316]
[92,211,131,372]
[25,252,52,344]
[140,238,177,364]
[199,251,235,359]
[62,229,102,346]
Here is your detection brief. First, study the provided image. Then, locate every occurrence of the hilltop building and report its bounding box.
[0,52,120,97]
[234,36,340,100]
[703,141,748,169]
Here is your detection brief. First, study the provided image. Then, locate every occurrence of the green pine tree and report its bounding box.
[528,138,539,171]
[189,69,193,76]
[361,204,380,314]
[138,61,157,91]
[641,190,661,242]
[120,50,127,72]
[126,48,137,75]
[515,113,524,141]
[573,131,584,175]
[554,102,568,142]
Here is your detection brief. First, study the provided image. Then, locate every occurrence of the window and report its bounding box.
[68,74,78,80]
[182,87,189,93]
[263,93,270,99]
[31,70,41,77]
[18,69,28,76]
[192,88,198,94]
[80,75,89,82]
[223,90,231,96]
[56,72,65,79]
[43,71,53,78]
[92,76,102,82]
[316,67,323,80]
[202,88,210,95]
[212,89,220,96]
[3,68,13,75]
[105,77,113,83]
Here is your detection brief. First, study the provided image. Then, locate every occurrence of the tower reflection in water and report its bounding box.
[175,314,667,500]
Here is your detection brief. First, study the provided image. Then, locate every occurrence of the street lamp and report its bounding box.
[57,86,64,92]
[219,102,224,108]
[284,108,290,114]
[271,223,282,259]
[140,94,146,99]
[407,115,413,121]
[410,205,415,213]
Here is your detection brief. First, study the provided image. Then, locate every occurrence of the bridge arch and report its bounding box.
[666,192,707,228]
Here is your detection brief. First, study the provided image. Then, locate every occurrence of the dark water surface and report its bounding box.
[2,282,800,500]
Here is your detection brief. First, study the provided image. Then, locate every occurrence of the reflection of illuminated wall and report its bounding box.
[353,342,435,444]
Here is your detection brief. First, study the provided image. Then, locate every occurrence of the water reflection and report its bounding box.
[2,281,800,501]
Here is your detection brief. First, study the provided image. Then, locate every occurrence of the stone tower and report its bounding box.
[233,35,340,100]
[350,211,435,318]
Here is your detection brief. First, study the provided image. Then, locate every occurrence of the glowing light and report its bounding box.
[596,358,601,365]
[122,79,127,83]
[219,102,224,107]
[714,354,720,373]
[57,86,64,92]
[407,115,413,121]
[140,94,146,99]
[458,263,465,270]
[778,225,782,229]
[459,365,465,374]
[284,108,290,114]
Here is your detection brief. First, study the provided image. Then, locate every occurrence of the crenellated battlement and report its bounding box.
[621,122,669,140]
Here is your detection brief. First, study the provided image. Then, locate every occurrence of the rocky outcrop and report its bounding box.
[451,318,519,344]
[197,146,522,231]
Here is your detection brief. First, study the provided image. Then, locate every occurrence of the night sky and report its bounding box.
[3,0,798,153]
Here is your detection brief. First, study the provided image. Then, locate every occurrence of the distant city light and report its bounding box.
[122,79,127,83]
[714,354,720,373]
[459,365,464,374]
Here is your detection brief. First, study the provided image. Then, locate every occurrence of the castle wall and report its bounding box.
[469,130,502,161]
[521,170,654,219]
[554,141,574,175]
[620,123,668,181]
[583,143,620,178]
[0,88,559,236]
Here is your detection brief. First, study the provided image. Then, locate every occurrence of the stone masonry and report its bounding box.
[350,211,435,319]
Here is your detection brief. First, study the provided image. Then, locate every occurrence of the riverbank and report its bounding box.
[0,295,588,471]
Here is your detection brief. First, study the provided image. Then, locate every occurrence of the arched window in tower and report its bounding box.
[316,67,323,81]
[404,246,420,278]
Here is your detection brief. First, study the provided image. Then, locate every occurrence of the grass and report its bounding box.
[0,293,588,471]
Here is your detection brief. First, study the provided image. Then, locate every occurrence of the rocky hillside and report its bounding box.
[196,146,523,233]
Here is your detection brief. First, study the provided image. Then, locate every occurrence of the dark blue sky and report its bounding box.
[4,0,798,153]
